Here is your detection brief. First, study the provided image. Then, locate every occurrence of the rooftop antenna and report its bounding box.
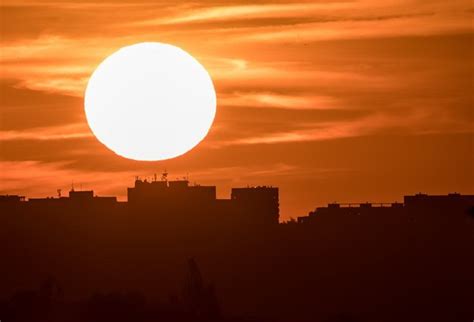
[161,169,168,181]
[57,189,61,198]
[154,173,157,182]
[71,181,75,192]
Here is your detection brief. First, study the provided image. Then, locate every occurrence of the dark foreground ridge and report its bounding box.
[1,179,473,322]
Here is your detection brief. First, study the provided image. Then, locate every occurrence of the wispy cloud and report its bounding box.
[1,36,103,95]
[137,2,351,26]
[210,108,474,147]
[236,13,471,43]
[0,123,92,141]
[219,92,338,110]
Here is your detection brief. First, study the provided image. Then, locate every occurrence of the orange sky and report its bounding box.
[1,0,473,220]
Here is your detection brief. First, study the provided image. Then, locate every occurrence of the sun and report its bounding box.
[84,42,216,161]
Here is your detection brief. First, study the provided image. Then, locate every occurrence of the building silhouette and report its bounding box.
[0,178,280,226]
[127,178,279,226]
[297,193,474,224]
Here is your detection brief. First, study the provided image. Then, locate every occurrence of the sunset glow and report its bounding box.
[1,2,473,320]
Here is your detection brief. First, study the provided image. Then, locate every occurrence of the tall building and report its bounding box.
[231,187,279,226]
[127,178,279,225]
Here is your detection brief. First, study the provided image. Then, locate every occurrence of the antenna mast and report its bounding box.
[161,169,168,182]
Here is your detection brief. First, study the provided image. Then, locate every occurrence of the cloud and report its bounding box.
[0,36,112,95]
[136,2,351,26]
[234,12,471,43]
[0,80,85,131]
[0,123,92,141]
[209,108,474,147]
[219,92,338,110]
[131,1,470,41]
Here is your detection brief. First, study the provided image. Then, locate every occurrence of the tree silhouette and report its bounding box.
[182,258,221,320]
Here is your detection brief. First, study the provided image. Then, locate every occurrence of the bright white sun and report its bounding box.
[84,42,216,161]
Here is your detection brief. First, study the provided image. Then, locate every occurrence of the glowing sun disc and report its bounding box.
[84,42,216,161]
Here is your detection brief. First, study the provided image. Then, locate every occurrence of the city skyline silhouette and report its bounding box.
[2,175,473,223]
[1,178,473,321]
